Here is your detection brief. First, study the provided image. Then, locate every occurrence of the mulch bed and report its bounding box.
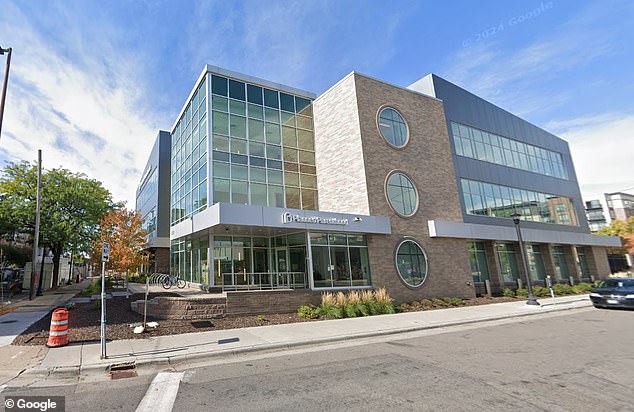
[11,293,563,347]
[398,296,519,312]
[12,293,316,346]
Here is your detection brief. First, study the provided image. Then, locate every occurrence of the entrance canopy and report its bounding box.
[170,202,391,240]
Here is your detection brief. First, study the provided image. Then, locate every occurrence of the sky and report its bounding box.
[0,0,633,208]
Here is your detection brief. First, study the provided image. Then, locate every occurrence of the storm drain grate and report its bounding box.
[191,320,214,328]
[108,362,138,380]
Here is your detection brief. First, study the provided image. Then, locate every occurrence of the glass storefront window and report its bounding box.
[496,243,520,283]
[310,232,371,289]
[525,244,546,281]
[552,245,570,280]
[395,240,428,288]
[468,241,490,283]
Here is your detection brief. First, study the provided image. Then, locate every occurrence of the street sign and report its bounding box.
[102,242,110,262]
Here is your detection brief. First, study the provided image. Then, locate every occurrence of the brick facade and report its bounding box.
[314,73,475,304]
[225,290,321,316]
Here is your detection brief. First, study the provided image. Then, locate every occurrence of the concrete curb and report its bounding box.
[23,296,592,378]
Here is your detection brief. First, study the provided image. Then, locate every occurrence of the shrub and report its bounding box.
[572,283,593,294]
[374,288,395,314]
[343,304,358,318]
[128,274,148,284]
[515,288,528,297]
[79,279,107,296]
[297,305,319,319]
[502,288,515,297]
[431,298,448,307]
[356,302,371,316]
[532,286,549,297]
[420,299,434,308]
[443,297,466,306]
[553,284,573,295]
[318,303,343,319]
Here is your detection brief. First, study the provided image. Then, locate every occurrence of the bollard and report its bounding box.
[47,308,69,347]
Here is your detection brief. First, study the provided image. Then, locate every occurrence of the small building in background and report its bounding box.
[584,199,608,232]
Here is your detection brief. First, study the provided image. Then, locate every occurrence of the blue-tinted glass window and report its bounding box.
[295,97,310,113]
[280,93,295,112]
[212,75,228,96]
[264,88,279,108]
[229,79,245,101]
[247,84,263,105]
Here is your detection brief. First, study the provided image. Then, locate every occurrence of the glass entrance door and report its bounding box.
[275,247,288,273]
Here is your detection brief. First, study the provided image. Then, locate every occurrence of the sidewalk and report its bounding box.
[0,279,91,385]
[0,279,91,347]
[26,294,592,379]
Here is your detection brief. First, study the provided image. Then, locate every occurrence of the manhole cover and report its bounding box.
[0,320,17,324]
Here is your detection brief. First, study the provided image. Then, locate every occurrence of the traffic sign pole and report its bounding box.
[100,242,109,360]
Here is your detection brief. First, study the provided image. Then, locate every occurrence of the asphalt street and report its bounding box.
[2,307,633,411]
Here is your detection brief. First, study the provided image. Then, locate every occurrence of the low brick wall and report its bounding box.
[131,296,226,320]
[226,289,321,316]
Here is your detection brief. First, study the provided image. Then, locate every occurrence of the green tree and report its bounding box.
[0,161,115,288]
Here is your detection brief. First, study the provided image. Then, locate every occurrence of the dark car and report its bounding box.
[590,278,634,309]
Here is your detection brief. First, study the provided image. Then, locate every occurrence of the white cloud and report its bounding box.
[0,3,159,207]
[559,114,634,201]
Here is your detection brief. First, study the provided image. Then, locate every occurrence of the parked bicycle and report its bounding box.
[162,274,186,289]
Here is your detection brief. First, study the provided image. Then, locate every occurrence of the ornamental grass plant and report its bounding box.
[307,288,396,319]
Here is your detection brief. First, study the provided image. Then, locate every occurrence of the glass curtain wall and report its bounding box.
[468,241,490,283]
[171,78,208,225]
[461,178,577,225]
[210,74,318,210]
[496,243,520,283]
[310,233,371,288]
[450,122,567,179]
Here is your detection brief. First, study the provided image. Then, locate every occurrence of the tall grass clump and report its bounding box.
[318,292,343,319]
[313,288,395,319]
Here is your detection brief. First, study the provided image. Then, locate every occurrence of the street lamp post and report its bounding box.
[511,212,540,306]
[0,46,12,143]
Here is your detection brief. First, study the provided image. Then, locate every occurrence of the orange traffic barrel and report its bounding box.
[47,308,69,347]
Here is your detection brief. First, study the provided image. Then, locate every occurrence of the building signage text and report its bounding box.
[283,212,348,226]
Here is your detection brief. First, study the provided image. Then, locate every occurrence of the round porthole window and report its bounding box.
[386,172,418,217]
[378,107,408,147]
[395,239,428,288]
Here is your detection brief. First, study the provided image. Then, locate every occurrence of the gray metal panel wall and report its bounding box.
[410,74,589,233]
[135,130,172,240]
[156,130,172,239]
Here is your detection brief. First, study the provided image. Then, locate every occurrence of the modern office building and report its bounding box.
[137,65,620,308]
[136,131,171,273]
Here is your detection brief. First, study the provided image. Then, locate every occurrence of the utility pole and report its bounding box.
[29,150,42,300]
[0,46,12,143]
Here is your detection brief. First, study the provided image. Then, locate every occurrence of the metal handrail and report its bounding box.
[220,271,308,291]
